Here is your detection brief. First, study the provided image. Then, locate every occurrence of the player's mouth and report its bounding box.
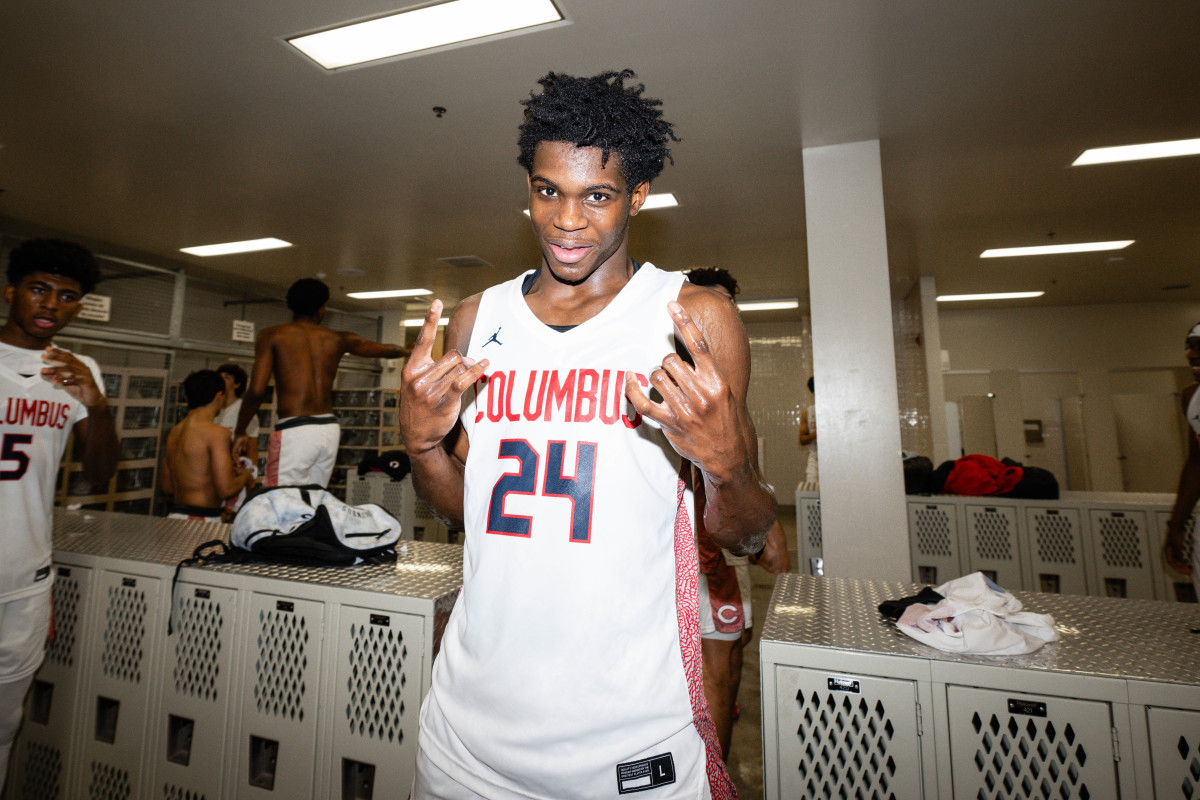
[32,315,58,329]
[548,242,592,264]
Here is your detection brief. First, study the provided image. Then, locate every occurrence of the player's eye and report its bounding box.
[588,192,610,202]
[536,186,557,198]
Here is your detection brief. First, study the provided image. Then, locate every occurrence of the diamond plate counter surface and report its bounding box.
[762,573,1200,685]
[52,510,463,599]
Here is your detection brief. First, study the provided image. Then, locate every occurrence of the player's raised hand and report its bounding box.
[41,347,104,407]
[625,300,748,480]
[400,300,488,455]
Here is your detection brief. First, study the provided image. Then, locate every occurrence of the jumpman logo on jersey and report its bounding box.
[482,327,503,348]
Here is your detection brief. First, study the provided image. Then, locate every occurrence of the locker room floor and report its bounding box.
[725,506,798,799]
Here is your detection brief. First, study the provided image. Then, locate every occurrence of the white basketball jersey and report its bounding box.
[1188,386,1200,443]
[418,264,732,799]
[0,341,100,600]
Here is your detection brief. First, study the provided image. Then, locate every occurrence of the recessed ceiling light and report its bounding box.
[980,241,1133,258]
[403,316,449,327]
[736,298,800,312]
[180,238,292,257]
[1073,137,1200,166]
[937,292,1045,302]
[287,0,565,71]
[347,288,433,299]
[522,192,678,216]
[337,267,366,277]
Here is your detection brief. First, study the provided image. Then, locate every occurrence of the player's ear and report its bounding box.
[2,284,13,307]
[629,182,650,216]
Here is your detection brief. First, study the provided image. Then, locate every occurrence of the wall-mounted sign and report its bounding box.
[77,294,111,322]
[232,319,255,342]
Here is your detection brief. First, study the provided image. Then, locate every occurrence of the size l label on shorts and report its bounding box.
[616,753,676,794]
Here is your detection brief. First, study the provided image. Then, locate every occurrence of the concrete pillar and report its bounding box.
[803,140,910,581]
[919,276,950,464]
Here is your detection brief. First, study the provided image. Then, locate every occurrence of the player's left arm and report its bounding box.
[42,347,119,486]
[626,288,776,554]
[342,331,412,360]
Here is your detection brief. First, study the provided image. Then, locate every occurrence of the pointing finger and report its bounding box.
[409,300,443,365]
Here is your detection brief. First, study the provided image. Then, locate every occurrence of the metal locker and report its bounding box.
[1144,706,1200,799]
[78,570,165,800]
[327,606,425,799]
[1023,506,1090,596]
[1153,510,1197,603]
[908,501,963,586]
[153,580,241,800]
[8,565,97,800]
[773,666,925,799]
[234,593,326,800]
[964,503,1025,590]
[1088,509,1156,600]
[798,497,822,576]
[346,473,415,542]
[945,686,1119,800]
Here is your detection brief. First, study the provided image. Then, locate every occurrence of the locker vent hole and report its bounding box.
[1034,516,1077,565]
[88,761,133,800]
[346,622,408,742]
[254,609,310,720]
[969,712,1090,799]
[46,575,81,667]
[100,585,147,684]
[20,741,62,800]
[805,502,822,551]
[1177,735,1200,797]
[1098,517,1143,568]
[914,510,952,557]
[792,690,897,799]
[174,594,224,701]
[162,786,206,800]
[973,512,1013,560]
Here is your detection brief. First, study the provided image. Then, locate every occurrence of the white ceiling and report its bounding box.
[2,0,1198,318]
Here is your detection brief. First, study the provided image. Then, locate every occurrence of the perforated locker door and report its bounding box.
[9,565,96,800]
[79,571,164,800]
[773,666,925,800]
[1024,507,1089,596]
[235,594,325,800]
[1154,511,1197,602]
[964,504,1026,590]
[798,498,822,575]
[1145,706,1200,799]
[908,502,963,586]
[1088,510,1156,600]
[327,606,425,798]
[154,582,239,800]
[946,686,1118,800]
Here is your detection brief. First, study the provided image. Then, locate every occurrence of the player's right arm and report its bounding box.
[234,329,275,450]
[399,298,487,528]
[1165,383,1200,574]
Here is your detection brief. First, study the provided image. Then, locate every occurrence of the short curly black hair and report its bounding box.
[686,267,739,298]
[6,238,100,295]
[286,278,329,317]
[517,70,679,191]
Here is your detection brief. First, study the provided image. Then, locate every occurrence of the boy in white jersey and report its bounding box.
[0,238,118,789]
[1163,323,1200,594]
[401,71,775,799]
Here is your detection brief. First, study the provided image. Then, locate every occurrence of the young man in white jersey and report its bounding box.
[1163,323,1200,594]
[401,71,776,800]
[0,238,118,789]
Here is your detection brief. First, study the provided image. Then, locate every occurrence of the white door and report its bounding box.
[1112,392,1187,492]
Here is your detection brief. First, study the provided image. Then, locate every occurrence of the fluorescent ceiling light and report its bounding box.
[403,316,449,327]
[523,192,678,216]
[1073,137,1200,166]
[736,298,799,312]
[980,241,1133,258]
[937,292,1045,302]
[180,238,292,257]
[347,288,433,299]
[288,0,564,71]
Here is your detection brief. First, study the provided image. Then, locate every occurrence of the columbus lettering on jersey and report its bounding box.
[473,368,648,428]
[4,397,72,429]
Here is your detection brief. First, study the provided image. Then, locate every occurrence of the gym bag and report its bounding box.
[230,484,401,565]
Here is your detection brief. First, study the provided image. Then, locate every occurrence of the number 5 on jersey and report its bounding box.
[487,439,597,543]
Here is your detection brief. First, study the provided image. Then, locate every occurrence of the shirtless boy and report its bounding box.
[234,278,411,487]
[163,369,254,520]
